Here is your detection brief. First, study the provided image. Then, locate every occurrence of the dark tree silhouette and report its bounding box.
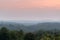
[24,33,35,40]
[0,27,9,40]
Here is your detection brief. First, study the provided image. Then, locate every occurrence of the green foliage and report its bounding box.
[16,30,24,40]
[9,31,18,40]
[0,27,9,40]
[0,27,60,40]
[24,33,35,40]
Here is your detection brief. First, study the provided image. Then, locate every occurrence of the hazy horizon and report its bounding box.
[0,0,60,21]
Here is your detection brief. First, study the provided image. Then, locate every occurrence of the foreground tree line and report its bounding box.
[0,27,59,40]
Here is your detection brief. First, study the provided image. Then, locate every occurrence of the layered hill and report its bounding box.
[0,21,60,32]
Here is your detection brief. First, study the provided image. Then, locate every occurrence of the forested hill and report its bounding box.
[0,21,60,32]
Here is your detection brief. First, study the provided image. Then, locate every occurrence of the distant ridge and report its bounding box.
[0,21,60,32]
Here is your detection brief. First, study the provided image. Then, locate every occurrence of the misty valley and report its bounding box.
[0,0,60,40]
[0,21,59,40]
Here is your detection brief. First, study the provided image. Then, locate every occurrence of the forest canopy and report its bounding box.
[0,27,59,40]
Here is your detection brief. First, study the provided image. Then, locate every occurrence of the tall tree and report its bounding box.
[9,31,18,40]
[0,27,9,40]
[16,30,24,40]
[24,33,35,40]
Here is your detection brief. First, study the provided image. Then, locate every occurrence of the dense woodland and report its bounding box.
[0,27,59,40]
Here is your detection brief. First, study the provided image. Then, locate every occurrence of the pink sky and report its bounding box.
[0,0,60,21]
[0,0,60,9]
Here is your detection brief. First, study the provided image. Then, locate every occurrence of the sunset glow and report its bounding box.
[0,0,60,9]
[0,0,60,21]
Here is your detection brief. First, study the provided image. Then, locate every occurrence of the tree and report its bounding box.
[16,30,24,40]
[24,33,35,40]
[0,27,9,40]
[9,31,18,40]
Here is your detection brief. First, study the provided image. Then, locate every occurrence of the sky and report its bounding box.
[0,0,60,22]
